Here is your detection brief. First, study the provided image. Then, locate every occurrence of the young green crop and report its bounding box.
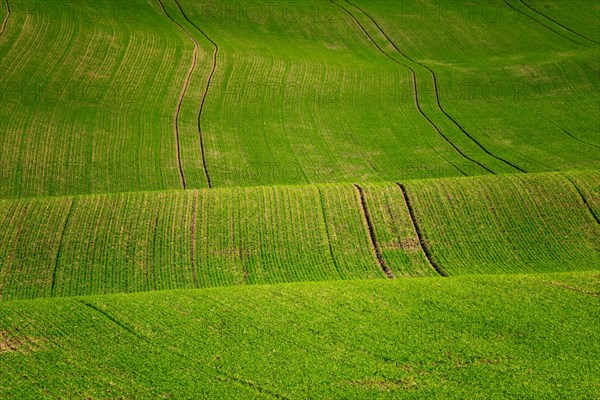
[0,172,597,301]
[0,271,598,399]
[405,171,600,275]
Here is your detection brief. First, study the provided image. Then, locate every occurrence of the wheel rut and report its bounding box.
[156,0,194,189]
[503,0,582,46]
[343,0,526,174]
[0,0,9,39]
[519,0,599,45]
[354,184,394,279]
[396,183,448,277]
[50,198,77,297]
[329,0,478,176]
[173,0,217,189]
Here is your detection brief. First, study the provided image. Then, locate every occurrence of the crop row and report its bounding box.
[0,171,597,301]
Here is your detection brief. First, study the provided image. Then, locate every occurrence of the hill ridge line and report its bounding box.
[0,170,596,202]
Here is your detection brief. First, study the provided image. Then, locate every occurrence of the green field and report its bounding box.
[0,0,598,397]
[1,273,599,399]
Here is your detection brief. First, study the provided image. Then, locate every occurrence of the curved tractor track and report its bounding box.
[173,0,218,189]
[156,0,196,189]
[519,0,599,45]
[503,0,582,46]
[0,0,10,38]
[329,0,487,176]
[343,0,527,174]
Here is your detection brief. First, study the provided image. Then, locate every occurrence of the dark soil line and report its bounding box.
[396,183,448,277]
[217,372,290,400]
[156,0,193,189]
[537,113,600,150]
[503,0,582,46]
[345,0,527,174]
[0,0,9,38]
[50,198,77,297]
[79,300,143,339]
[565,177,600,225]
[541,280,600,298]
[173,0,216,189]
[317,187,343,279]
[329,0,474,177]
[353,184,394,279]
[409,69,494,174]
[190,191,199,288]
[520,0,599,45]
[558,126,600,150]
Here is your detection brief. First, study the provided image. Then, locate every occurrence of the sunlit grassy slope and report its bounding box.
[1,272,598,399]
[1,0,598,197]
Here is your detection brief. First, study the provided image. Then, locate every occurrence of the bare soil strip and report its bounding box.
[396,183,448,277]
[50,198,76,297]
[565,177,600,225]
[173,0,217,188]
[0,0,9,38]
[354,184,394,279]
[503,0,582,46]
[520,0,599,45]
[345,0,526,174]
[156,0,194,189]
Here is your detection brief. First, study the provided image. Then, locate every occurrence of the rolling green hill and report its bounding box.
[0,171,597,301]
[1,0,598,197]
[0,0,598,397]
[1,272,598,399]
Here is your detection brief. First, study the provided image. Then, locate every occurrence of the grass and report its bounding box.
[0,171,597,301]
[0,1,598,397]
[1,0,596,196]
[0,271,598,399]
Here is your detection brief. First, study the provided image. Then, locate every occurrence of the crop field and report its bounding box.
[0,0,598,397]
[1,273,599,399]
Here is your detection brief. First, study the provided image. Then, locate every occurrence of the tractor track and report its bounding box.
[156,0,193,189]
[329,0,480,176]
[519,0,599,45]
[344,0,526,174]
[396,183,448,277]
[79,300,143,339]
[537,113,600,150]
[503,0,582,46]
[354,184,394,279]
[565,177,600,225]
[173,0,217,189]
[50,198,77,297]
[0,0,9,39]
